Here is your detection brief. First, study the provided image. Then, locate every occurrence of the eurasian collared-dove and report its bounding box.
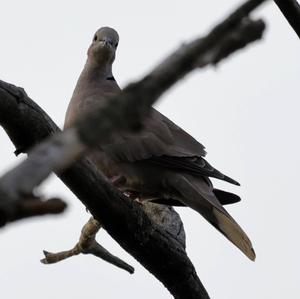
[64,27,255,261]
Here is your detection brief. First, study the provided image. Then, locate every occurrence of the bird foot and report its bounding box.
[110,174,126,187]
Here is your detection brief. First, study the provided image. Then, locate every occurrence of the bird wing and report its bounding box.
[67,77,233,184]
[103,108,238,184]
[105,108,206,159]
[149,156,239,185]
[152,189,241,206]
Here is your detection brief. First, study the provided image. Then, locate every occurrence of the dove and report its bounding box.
[64,27,255,261]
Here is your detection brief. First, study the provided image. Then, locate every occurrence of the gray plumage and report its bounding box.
[65,27,255,261]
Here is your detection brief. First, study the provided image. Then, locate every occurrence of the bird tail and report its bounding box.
[166,174,255,261]
[213,189,241,205]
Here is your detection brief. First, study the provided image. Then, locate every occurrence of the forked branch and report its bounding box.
[0,0,267,298]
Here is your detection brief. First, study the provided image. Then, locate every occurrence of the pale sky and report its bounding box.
[0,1,299,298]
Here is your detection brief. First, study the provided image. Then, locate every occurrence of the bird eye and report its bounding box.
[115,42,118,48]
[93,35,97,42]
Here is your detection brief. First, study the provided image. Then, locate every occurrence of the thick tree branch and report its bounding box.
[0,0,267,298]
[0,83,202,298]
[274,0,300,38]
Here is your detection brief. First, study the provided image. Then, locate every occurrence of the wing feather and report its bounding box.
[103,108,238,185]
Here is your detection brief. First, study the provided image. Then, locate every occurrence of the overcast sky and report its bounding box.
[0,1,299,298]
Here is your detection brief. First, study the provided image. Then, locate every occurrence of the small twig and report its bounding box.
[41,217,134,274]
[0,196,66,226]
[274,0,300,38]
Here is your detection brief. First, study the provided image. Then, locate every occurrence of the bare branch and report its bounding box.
[0,79,194,296]
[197,18,265,67]
[13,197,67,220]
[0,0,267,297]
[274,0,300,38]
[41,217,134,274]
[0,81,208,298]
[0,3,266,222]
[0,194,66,226]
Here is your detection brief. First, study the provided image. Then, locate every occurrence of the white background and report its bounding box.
[0,1,299,298]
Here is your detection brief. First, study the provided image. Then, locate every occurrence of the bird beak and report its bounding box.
[100,37,113,47]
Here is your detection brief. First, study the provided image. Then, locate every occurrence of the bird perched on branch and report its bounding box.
[64,27,255,261]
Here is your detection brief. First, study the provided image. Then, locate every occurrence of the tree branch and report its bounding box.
[0,81,201,298]
[0,12,266,223]
[0,196,67,226]
[0,0,267,297]
[274,0,300,38]
[41,217,135,274]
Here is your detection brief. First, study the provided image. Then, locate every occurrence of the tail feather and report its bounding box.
[167,174,255,261]
[213,189,241,205]
[212,208,255,260]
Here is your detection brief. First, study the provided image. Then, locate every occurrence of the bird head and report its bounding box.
[87,27,119,65]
